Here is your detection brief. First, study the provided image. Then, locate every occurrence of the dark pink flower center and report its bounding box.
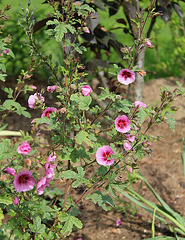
[45,110,53,118]
[122,70,131,79]
[103,152,111,161]
[118,120,126,128]
[18,175,29,184]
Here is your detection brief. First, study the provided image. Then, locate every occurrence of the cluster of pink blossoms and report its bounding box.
[95,68,148,167]
[3,150,57,202]
[37,154,57,195]
[28,93,45,109]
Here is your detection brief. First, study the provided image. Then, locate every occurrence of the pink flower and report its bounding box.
[145,40,152,47]
[28,93,45,109]
[36,177,50,195]
[134,101,147,108]
[17,142,31,156]
[47,154,56,162]
[125,134,135,143]
[83,27,90,33]
[47,85,57,93]
[4,167,16,176]
[147,141,152,146]
[81,85,93,96]
[127,167,133,173]
[41,107,57,118]
[117,69,135,85]
[13,171,36,192]
[96,145,115,166]
[13,197,19,205]
[115,115,132,133]
[136,213,142,219]
[26,75,32,79]
[3,49,9,54]
[45,162,57,179]
[116,218,122,227]
[32,85,37,90]
[124,142,132,151]
[77,238,83,240]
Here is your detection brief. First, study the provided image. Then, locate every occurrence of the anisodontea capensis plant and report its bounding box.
[0,1,185,239]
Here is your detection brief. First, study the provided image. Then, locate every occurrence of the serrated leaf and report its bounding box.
[60,170,78,179]
[70,146,89,163]
[166,113,175,130]
[59,213,83,236]
[115,99,132,113]
[137,107,147,123]
[3,100,31,118]
[86,191,114,210]
[75,130,94,148]
[79,96,92,110]
[98,87,116,101]
[0,139,15,160]
[70,94,92,110]
[29,216,46,233]
[2,87,13,98]
[72,167,85,188]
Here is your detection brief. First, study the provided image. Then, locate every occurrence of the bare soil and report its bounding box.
[2,77,185,240]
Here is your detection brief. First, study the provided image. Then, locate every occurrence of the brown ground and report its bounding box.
[2,77,185,240]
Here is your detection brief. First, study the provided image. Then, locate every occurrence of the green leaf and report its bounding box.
[166,113,175,130]
[98,87,116,101]
[0,73,7,82]
[144,237,175,240]
[70,146,89,163]
[60,170,78,179]
[3,100,31,118]
[55,22,68,42]
[75,130,94,148]
[0,194,12,205]
[115,99,132,113]
[46,21,75,42]
[0,139,15,160]
[70,94,92,110]
[74,44,87,54]
[29,216,46,233]
[180,134,185,176]
[86,191,114,210]
[138,172,185,228]
[59,213,83,236]
[113,185,167,224]
[2,87,13,98]
[0,208,4,225]
[79,96,92,110]
[60,167,86,188]
[137,107,147,123]
[72,167,85,188]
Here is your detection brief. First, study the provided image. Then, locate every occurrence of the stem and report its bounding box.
[126,187,185,234]
[91,82,121,125]
[63,160,71,209]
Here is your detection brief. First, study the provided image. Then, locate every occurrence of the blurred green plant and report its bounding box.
[180,134,185,176]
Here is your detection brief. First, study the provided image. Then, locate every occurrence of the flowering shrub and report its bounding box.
[0,1,185,240]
